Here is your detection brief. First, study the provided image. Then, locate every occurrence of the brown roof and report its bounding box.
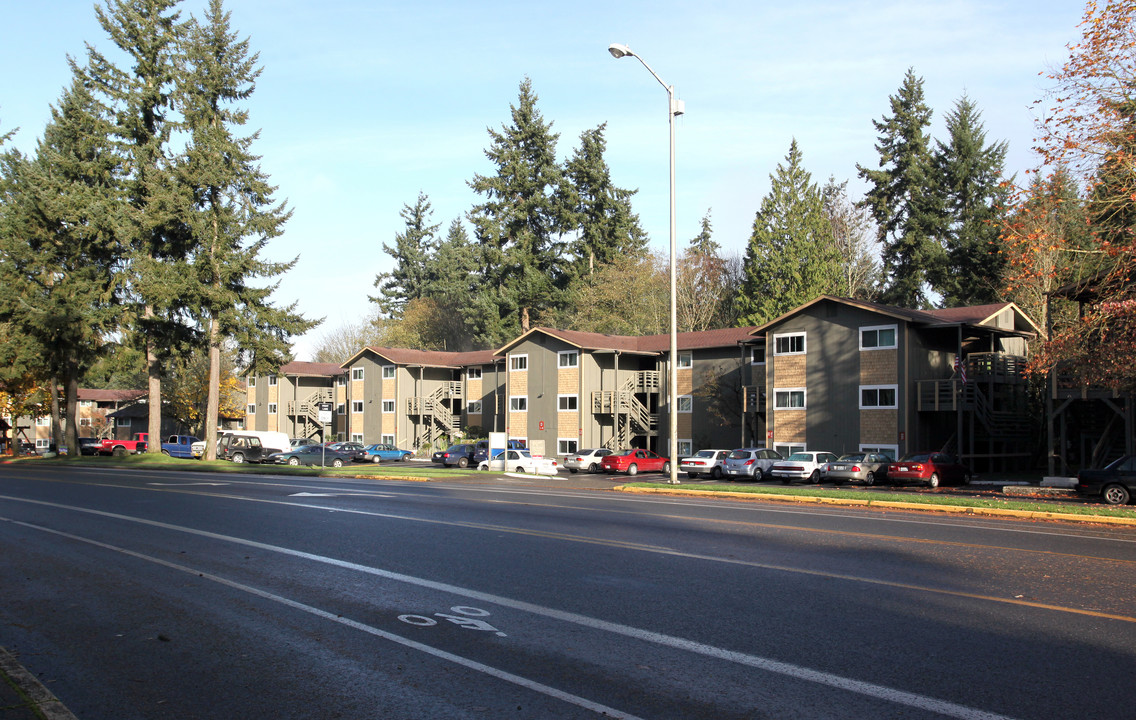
[342,347,500,369]
[519,326,760,355]
[78,388,146,403]
[279,361,344,377]
[750,296,1040,336]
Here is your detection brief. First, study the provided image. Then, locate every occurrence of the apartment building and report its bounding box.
[245,361,346,442]
[747,296,1040,471]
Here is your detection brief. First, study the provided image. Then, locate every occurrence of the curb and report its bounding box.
[0,647,78,720]
[614,486,1136,526]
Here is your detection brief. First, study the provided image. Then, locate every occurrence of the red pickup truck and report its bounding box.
[98,433,148,456]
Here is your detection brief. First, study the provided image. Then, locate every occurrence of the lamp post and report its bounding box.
[608,43,684,484]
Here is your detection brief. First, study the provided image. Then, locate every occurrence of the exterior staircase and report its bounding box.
[408,382,462,449]
[592,373,658,450]
[287,389,334,439]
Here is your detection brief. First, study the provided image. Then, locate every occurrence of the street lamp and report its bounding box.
[608,43,684,485]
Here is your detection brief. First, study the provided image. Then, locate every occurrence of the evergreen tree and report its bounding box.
[177,0,315,459]
[371,191,439,317]
[0,75,121,456]
[688,209,719,256]
[467,77,570,346]
[857,68,940,308]
[561,123,647,281]
[80,0,193,450]
[929,96,1011,306]
[736,140,843,325]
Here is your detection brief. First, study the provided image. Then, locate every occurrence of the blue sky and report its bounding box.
[2,1,1085,358]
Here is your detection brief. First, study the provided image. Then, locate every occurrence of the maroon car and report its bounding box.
[600,448,670,476]
[887,452,971,488]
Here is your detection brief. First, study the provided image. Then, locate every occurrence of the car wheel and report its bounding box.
[231,453,245,464]
[288,457,300,466]
[371,455,381,463]
[781,477,791,485]
[627,463,639,476]
[928,472,940,489]
[402,454,412,462]
[161,449,170,456]
[458,457,469,468]
[687,472,699,479]
[711,466,723,480]
[569,468,578,474]
[809,470,820,484]
[112,446,126,457]
[864,471,875,486]
[332,458,344,468]
[587,463,598,473]
[515,466,526,474]
[1103,483,1131,505]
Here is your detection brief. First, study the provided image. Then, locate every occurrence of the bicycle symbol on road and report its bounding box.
[398,605,507,637]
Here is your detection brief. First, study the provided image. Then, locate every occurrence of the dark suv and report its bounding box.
[218,434,271,464]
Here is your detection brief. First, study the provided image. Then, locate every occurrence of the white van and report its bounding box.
[192,431,291,461]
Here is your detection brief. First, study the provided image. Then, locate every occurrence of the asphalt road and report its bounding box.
[1,464,1134,719]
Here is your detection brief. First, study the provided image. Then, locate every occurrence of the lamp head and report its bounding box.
[608,43,632,59]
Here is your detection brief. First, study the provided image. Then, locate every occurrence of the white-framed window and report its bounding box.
[774,388,806,409]
[775,443,806,457]
[859,384,898,409]
[268,375,277,386]
[677,439,693,456]
[382,434,395,445]
[36,439,50,449]
[558,350,578,368]
[382,399,395,413]
[749,347,765,365]
[677,351,693,369]
[80,400,93,408]
[80,417,91,426]
[558,394,578,411]
[860,444,900,460]
[352,367,364,381]
[352,400,363,413]
[267,403,278,414]
[337,376,346,386]
[510,354,528,371]
[246,404,256,415]
[467,367,482,380]
[336,403,345,415]
[509,396,528,411]
[677,395,693,413]
[773,332,806,356]
[558,438,578,454]
[248,375,256,387]
[351,433,364,443]
[382,365,395,379]
[35,417,49,427]
[860,324,898,351]
[467,400,482,414]
[117,417,132,427]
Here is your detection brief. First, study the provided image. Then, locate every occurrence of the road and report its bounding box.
[1,463,1134,719]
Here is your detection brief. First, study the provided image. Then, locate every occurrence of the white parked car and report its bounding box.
[679,449,731,479]
[722,447,783,480]
[770,451,840,484]
[478,449,559,476]
[563,448,613,474]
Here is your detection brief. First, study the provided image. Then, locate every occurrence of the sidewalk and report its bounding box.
[0,648,77,720]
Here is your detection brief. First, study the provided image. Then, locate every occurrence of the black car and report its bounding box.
[269,445,354,468]
[1076,455,1136,505]
[439,443,476,468]
[327,441,368,462]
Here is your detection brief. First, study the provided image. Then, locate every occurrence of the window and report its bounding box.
[510,354,528,371]
[558,395,578,411]
[247,404,256,415]
[677,352,693,369]
[677,395,693,413]
[352,433,363,443]
[749,347,765,365]
[80,417,91,426]
[467,367,482,380]
[337,376,346,387]
[382,434,395,445]
[382,365,395,379]
[775,443,806,457]
[467,401,482,414]
[248,375,256,387]
[352,367,364,381]
[509,396,528,411]
[267,403,278,414]
[382,400,395,413]
[860,444,899,460]
[268,375,277,386]
[80,400,93,408]
[336,403,345,415]
[36,439,50,449]
[35,417,49,427]
[558,350,578,368]
[678,439,693,456]
[860,385,898,409]
[860,325,897,351]
[773,332,806,356]
[117,417,132,427]
[558,438,578,455]
[352,401,363,413]
[774,388,806,409]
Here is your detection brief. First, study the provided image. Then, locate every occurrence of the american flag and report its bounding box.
[954,355,967,384]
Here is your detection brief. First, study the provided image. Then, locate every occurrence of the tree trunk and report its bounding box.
[64,356,80,459]
[205,316,221,461]
[146,306,162,453]
[50,375,62,453]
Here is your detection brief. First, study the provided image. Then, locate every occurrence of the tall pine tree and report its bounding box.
[737,140,842,325]
[857,68,940,308]
[371,191,439,317]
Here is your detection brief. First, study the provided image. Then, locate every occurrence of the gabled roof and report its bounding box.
[279,361,344,377]
[78,388,146,404]
[749,296,1042,337]
[496,326,762,356]
[340,346,500,370]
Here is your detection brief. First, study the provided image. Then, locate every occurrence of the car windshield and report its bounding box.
[899,453,932,462]
[728,450,751,459]
[694,450,717,458]
[839,454,865,461]
[787,453,813,461]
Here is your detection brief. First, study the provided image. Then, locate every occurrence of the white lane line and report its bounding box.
[2,516,646,720]
[0,496,1019,720]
